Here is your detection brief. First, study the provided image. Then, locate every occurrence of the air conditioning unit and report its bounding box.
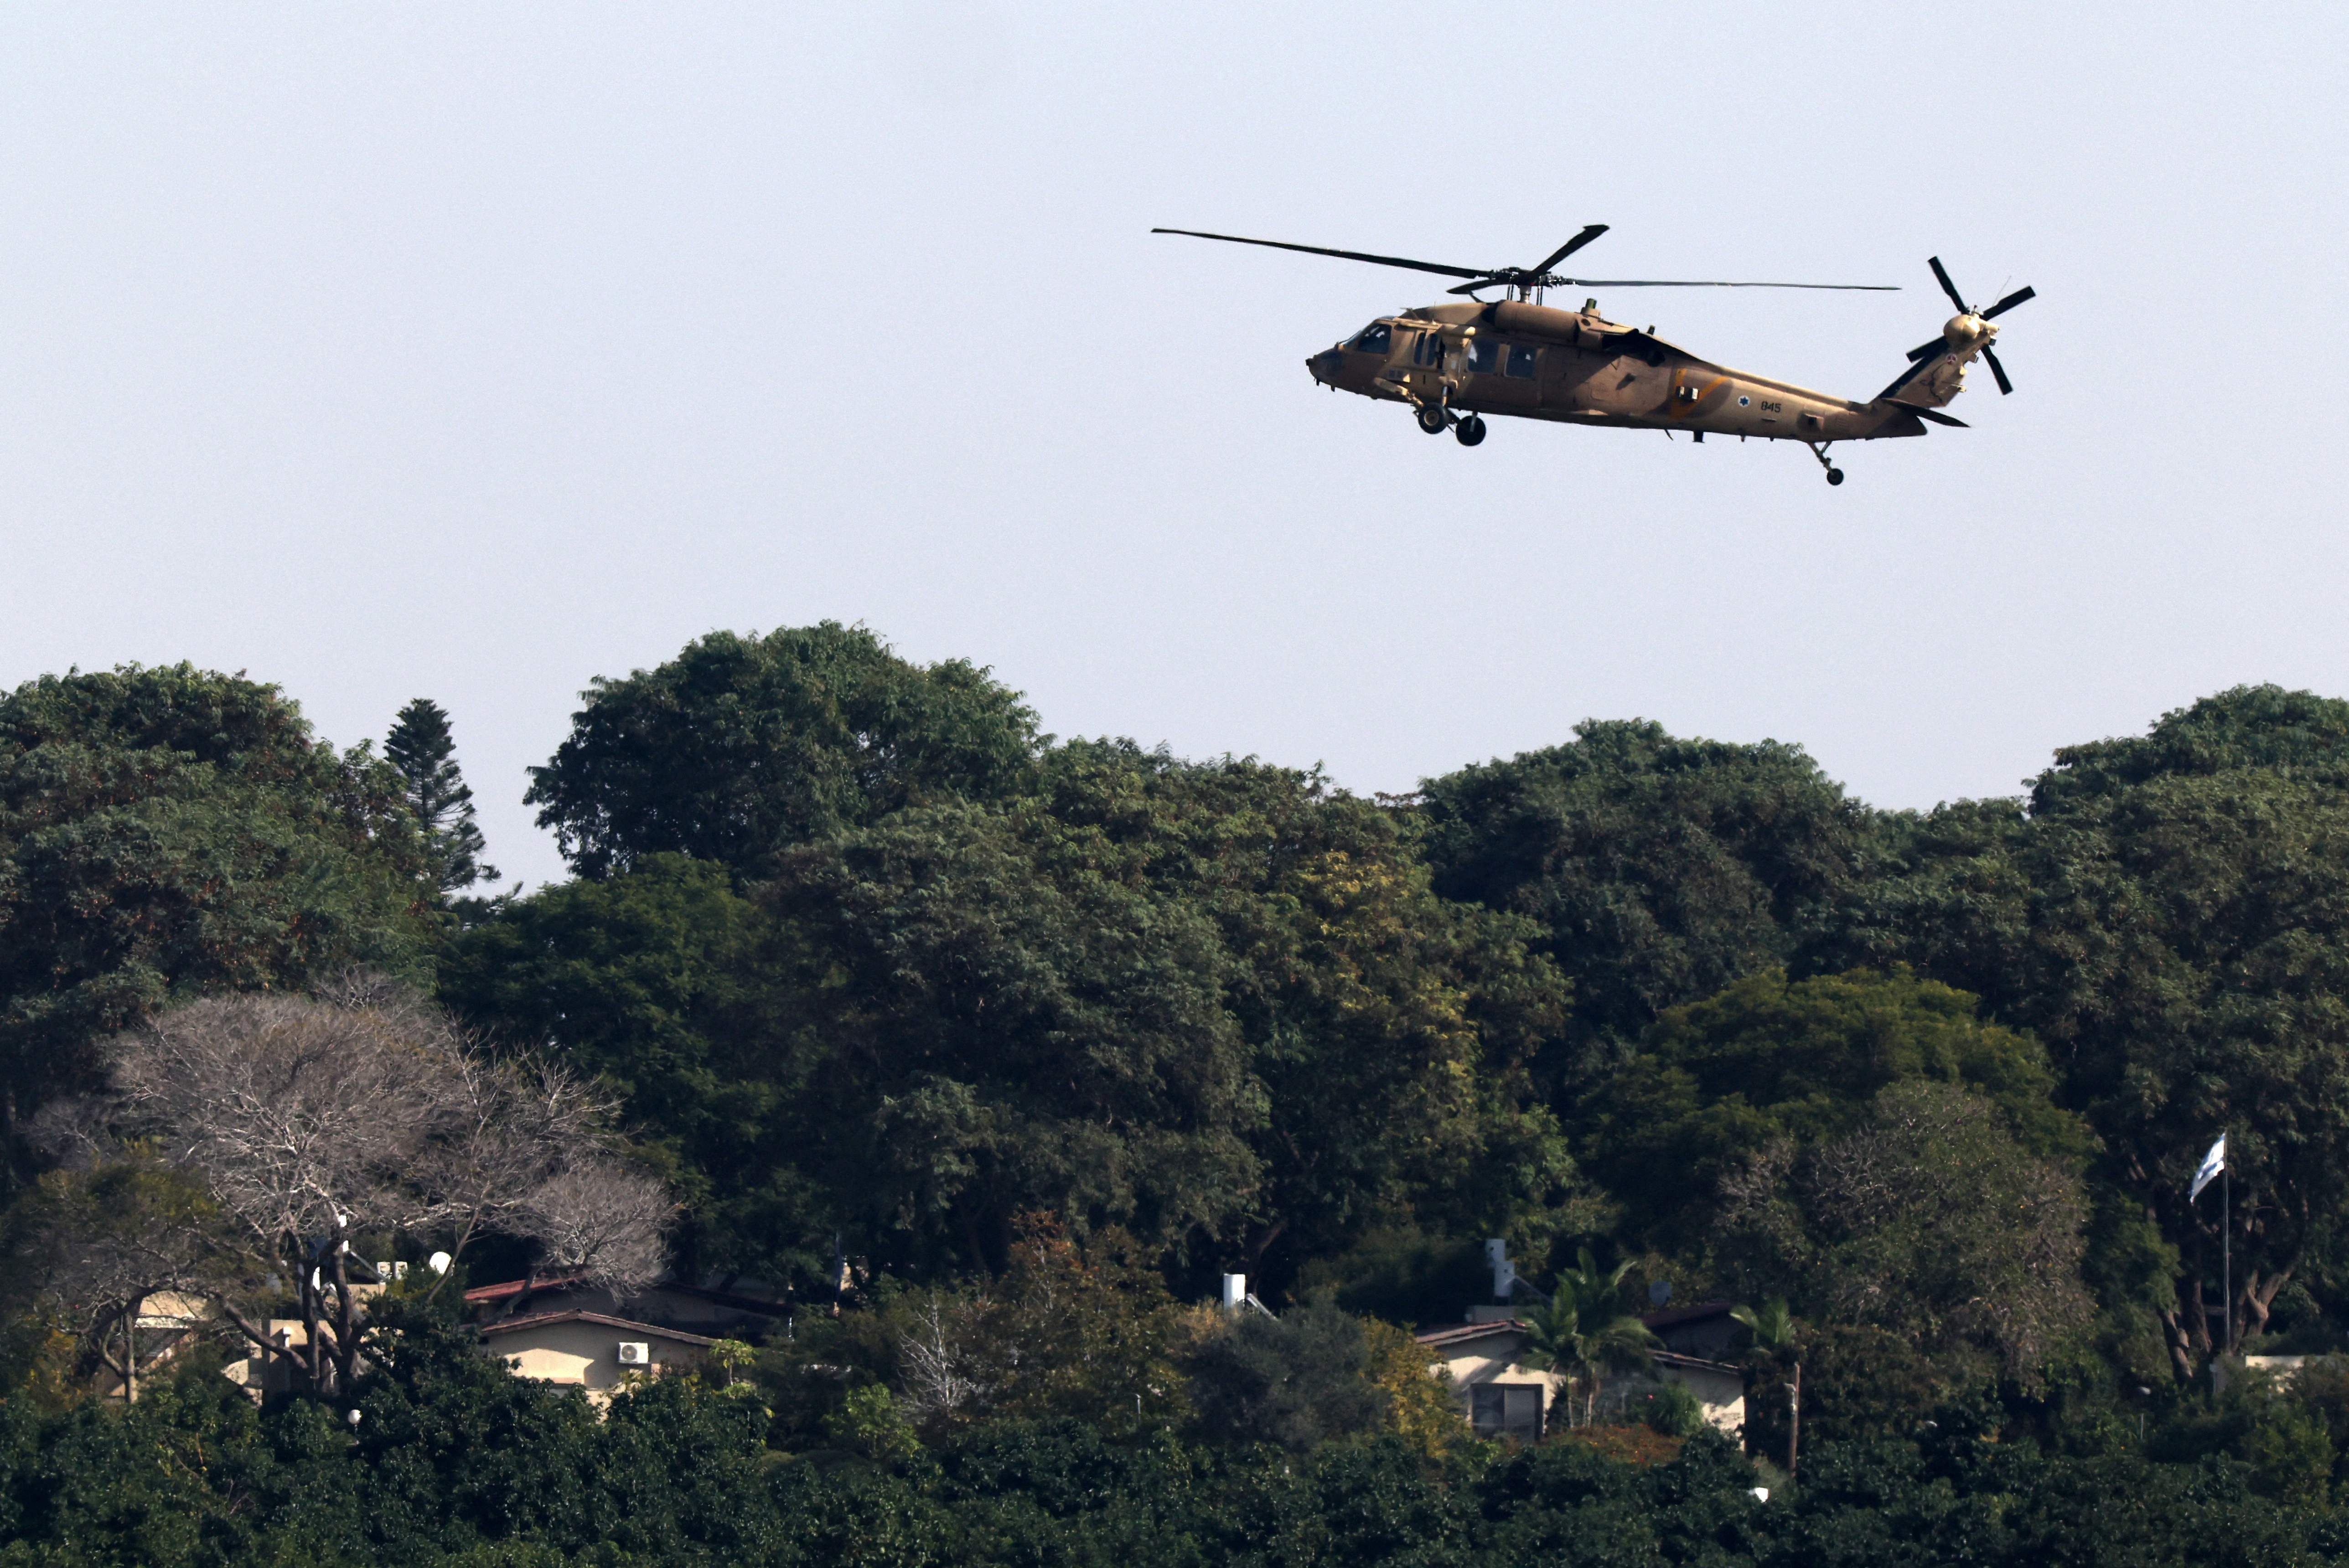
[616,1342,651,1366]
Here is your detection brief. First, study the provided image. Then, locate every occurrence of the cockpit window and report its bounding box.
[1350,323,1392,354]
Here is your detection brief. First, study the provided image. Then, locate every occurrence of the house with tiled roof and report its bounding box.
[458,1273,787,1401]
[1415,1317,1744,1442]
[477,1310,721,1400]
[1411,1242,1745,1443]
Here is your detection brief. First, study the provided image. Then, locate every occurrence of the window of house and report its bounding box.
[1506,344,1539,378]
[1471,1383,1543,1444]
[1466,337,1500,373]
[1350,323,1392,354]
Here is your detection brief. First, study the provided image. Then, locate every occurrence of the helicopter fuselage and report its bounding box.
[1306,299,1929,444]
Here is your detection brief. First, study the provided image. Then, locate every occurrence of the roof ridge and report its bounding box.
[476,1310,721,1347]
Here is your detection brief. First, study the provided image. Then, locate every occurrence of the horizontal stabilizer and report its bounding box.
[1909,407,1968,427]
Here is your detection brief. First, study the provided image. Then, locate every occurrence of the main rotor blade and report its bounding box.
[1982,285,2037,320]
[1927,256,1970,314]
[1982,345,2014,395]
[1530,224,1611,275]
[1556,278,1899,290]
[1150,228,1491,281]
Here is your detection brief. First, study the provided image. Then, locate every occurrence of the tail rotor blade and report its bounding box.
[1927,256,1970,314]
[1982,345,2014,395]
[1982,285,2037,320]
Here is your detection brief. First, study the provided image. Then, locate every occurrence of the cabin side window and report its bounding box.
[1472,1384,1543,1443]
[1412,330,1444,367]
[1466,337,1501,373]
[1350,323,1392,354]
[1505,344,1539,378]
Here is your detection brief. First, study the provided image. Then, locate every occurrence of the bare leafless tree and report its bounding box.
[47,974,672,1397]
[514,1163,672,1295]
[1805,1081,2092,1383]
[1713,1080,2092,1388]
[895,1290,996,1429]
[10,1154,238,1401]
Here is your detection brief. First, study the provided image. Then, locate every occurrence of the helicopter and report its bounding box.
[1152,225,2035,484]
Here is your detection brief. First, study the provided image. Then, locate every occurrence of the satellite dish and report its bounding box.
[428,1251,453,1276]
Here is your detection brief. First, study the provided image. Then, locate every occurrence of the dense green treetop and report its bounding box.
[450,737,1573,1291]
[1826,687,2349,1368]
[385,697,498,896]
[1582,968,2090,1249]
[438,855,812,1282]
[524,624,1044,879]
[763,797,1264,1272]
[2020,759,2349,1362]
[1024,741,1575,1271]
[2029,686,2349,812]
[0,665,431,1171]
[1418,718,1868,1065]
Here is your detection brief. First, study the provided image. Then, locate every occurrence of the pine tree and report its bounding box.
[385,698,498,896]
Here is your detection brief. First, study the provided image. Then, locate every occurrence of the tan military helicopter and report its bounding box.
[1153,225,2034,484]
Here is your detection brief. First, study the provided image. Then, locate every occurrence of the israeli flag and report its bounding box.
[2190,1135,2226,1202]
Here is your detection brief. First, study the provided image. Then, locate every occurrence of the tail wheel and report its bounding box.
[1826,468,1845,485]
[1455,414,1487,447]
[1415,406,1448,435]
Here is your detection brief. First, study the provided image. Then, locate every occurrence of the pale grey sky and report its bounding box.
[4,4,2343,889]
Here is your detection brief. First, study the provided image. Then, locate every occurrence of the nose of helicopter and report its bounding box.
[1307,348,1342,386]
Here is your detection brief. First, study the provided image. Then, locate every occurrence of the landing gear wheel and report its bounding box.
[1826,468,1844,486]
[1415,406,1448,435]
[1806,441,1844,485]
[1455,414,1487,447]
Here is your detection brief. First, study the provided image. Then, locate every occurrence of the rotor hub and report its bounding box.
[1943,313,1995,353]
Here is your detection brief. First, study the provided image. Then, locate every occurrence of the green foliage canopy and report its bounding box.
[1835,687,2349,1365]
[524,624,1044,879]
[451,734,1574,1291]
[385,697,497,896]
[1582,968,2090,1253]
[438,854,819,1283]
[0,665,432,1176]
[1418,718,1868,1064]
